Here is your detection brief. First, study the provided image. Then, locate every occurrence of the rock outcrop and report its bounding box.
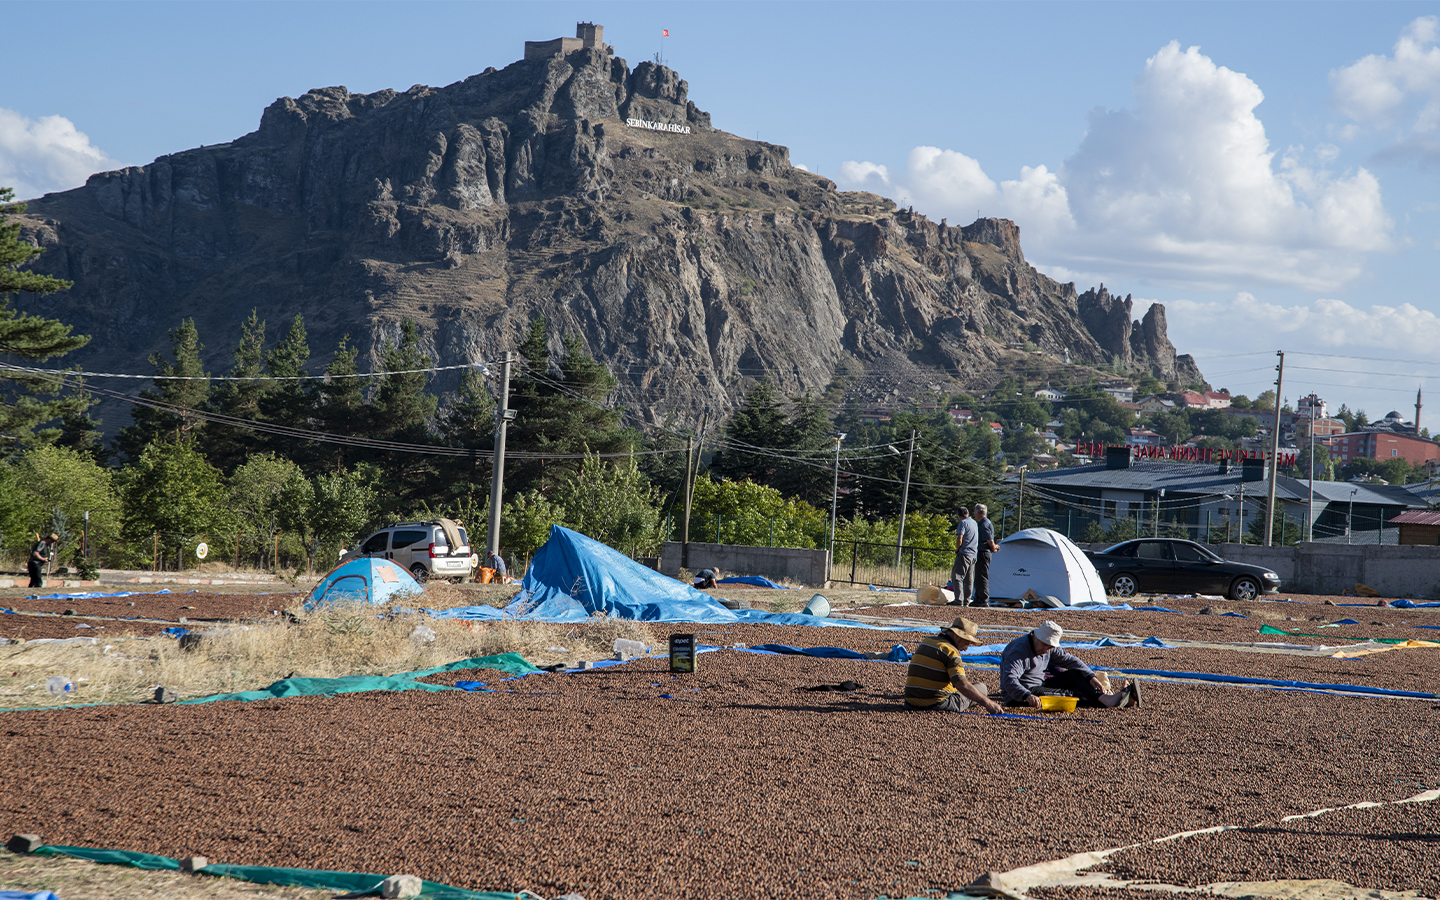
[13,39,1203,430]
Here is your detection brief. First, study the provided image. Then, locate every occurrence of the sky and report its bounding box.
[3,1,1439,423]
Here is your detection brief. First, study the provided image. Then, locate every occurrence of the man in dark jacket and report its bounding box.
[971,503,999,607]
[28,533,57,588]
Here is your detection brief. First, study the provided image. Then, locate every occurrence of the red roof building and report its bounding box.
[1331,431,1440,466]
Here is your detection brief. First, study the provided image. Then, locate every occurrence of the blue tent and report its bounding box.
[304,558,424,611]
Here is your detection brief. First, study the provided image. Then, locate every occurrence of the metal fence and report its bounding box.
[829,539,952,589]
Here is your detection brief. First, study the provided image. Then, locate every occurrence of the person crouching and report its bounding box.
[903,617,1005,715]
[999,621,1141,709]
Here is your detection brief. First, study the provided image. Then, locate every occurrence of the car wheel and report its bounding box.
[409,564,430,584]
[1230,576,1260,602]
[1109,573,1139,598]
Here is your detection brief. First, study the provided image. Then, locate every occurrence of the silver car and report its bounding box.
[342,518,475,583]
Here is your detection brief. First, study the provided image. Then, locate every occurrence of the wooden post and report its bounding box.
[153,531,159,572]
[274,532,280,572]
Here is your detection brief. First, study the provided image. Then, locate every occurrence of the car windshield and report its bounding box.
[1099,542,1137,557]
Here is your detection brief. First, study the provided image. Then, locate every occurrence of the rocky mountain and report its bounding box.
[13,28,1203,432]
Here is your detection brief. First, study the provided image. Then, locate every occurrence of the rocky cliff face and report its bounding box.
[14,43,1202,429]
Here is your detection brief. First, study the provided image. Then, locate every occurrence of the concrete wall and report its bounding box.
[659,542,829,587]
[1078,541,1440,598]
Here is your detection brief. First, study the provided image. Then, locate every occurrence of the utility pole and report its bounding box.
[1016,466,1027,532]
[894,430,916,566]
[829,432,846,556]
[681,414,707,570]
[486,352,515,559]
[1307,399,1316,542]
[1265,350,1285,547]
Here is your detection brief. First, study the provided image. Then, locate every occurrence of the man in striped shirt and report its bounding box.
[904,617,1004,714]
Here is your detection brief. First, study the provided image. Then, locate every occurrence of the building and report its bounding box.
[1034,387,1066,402]
[1388,509,1440,545]
[525,22,610,60]
[1135,395,1175,416]
[1297,393,1327,419]
[1010,448,1424,544]
[1179,391,1232,409]
[1099,382,1135,403]
[1330,430,1440,466]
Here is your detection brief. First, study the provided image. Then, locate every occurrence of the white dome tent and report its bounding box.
[988,527,1108,606]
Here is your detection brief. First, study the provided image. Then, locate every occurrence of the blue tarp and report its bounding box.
[303,558,423,611]
[427,526,932,631]
[1390,600,1440,608]
[747,643,913,662]
[718,575,788,589]
[26,588,175,600]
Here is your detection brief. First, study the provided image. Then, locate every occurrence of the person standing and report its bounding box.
[949,507,979,606]
[972,503,998,607]
[28,532,58,589]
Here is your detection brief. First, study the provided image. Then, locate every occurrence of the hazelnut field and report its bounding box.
[2,589,1438,899]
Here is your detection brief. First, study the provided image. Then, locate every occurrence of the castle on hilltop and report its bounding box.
[525,22,609,60]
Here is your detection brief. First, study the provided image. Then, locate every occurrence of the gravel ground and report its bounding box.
[3,616,1438,900]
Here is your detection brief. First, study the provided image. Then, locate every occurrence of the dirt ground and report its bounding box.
[2,583,1438,899]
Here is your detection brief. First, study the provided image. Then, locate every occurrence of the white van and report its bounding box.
[341,518,474,583]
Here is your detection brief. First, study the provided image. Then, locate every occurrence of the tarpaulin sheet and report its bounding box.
[33,846,515,899]
[718,575,788,589]
[26,589,175,600]
[0,891,60,900]
[176,653,538,705]
[1095,666,1437,699]
[1331,639,1440,659]
[427,525,933,631]
[1260,623,1409,643]
[747,643,913,662]
[1391,599,1440,608]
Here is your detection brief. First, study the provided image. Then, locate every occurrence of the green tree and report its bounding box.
[500,491,564,557]
[505,318,638,494]
[277,467,376,574]
[550,456,664,554]
[121,441,231,569]
[3,445,121,566]
[229,452,304,569]
[260,314,312,429]
[309,334,367,472]
[368,320,439,510]
[1,187,91,451]
[115,319,211,459]
[204,309,268,472]
[438,365,495,488]
[687,475,827,548]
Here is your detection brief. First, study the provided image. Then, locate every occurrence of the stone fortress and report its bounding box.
[524,22,610,60]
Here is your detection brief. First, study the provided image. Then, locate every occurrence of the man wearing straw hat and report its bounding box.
[904,617,1005,714]
[999,620,1141,709]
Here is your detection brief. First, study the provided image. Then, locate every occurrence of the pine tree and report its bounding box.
[0,187,91,452]
[309,334,367,471]
[710,380,788,484]
[204,309,268,471]
[115,319,211,459]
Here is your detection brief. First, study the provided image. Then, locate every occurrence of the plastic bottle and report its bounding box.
[612,638,647,657]
[46,676,75,696]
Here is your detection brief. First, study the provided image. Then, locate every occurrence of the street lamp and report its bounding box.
[1347,487,1358,544]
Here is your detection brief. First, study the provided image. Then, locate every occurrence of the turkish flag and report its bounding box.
[663,29,670,37]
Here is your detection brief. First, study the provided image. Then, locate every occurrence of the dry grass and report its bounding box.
[0,850,333,900]
[0,594,651,709]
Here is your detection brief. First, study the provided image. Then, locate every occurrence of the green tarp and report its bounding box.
[35,846,516,899]
[176,652,540,705]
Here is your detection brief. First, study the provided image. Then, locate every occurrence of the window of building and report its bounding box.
[1103,500,1117,519]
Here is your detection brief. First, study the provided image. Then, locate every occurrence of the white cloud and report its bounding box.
[0,108,121,201]
[837,41,1392,293]
[1332,16,1440,132]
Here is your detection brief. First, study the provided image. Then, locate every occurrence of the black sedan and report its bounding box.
[1084,539,1281,601]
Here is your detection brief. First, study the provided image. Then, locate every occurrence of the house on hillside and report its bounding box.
[1034,387,1066,402]
[1136,395,1175,416]
[1099,382,1135,402]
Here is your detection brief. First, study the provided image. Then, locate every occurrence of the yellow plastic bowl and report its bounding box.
[1039,696,1078,713]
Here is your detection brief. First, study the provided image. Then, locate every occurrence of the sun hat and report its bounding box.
[943,617,984,646]
[46,533,59,541]
[1033,621,1064,647]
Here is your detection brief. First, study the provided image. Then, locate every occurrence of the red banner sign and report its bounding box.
[1074,443,1298,466]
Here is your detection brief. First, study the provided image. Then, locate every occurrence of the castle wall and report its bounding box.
[524,37,583,60]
